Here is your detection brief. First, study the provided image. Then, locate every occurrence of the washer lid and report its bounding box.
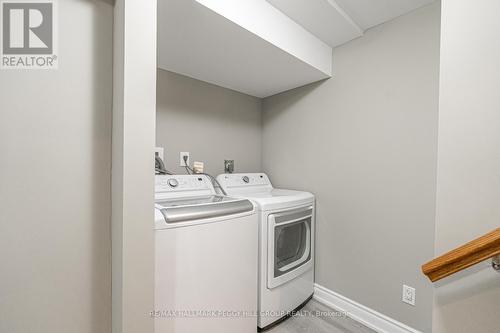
[156,196,254,224]
[156,195,229,208]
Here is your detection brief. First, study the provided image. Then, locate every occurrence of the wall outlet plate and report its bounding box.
[193,161,204,173]
[154,147,164,160]
[224,160,234,173]
[402,285,416,306]
[180,152,190,167]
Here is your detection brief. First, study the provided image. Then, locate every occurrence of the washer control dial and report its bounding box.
[168,178,179,188]
[242,176,250,183]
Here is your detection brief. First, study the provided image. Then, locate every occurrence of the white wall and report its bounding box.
[262,4,440,332]
[156,69,262,175]
[112,1,157,333]
[433,0,500,332]
[0,1,113,332]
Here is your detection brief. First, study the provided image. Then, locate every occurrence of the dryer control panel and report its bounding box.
[217,173,272,189]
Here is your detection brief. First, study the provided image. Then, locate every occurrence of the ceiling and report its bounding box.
[267,0,436,47]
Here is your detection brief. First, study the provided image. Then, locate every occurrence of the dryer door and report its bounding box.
[267,206,313,289]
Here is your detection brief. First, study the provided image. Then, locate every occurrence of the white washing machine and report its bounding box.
[154,174,258,333]
[216,173,315,331]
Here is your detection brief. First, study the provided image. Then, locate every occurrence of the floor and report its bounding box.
[267,300,376,333]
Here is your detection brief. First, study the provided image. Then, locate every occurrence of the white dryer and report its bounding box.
[216,173,315,331]
[154,174,258,333]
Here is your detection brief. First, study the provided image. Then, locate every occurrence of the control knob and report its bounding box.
[167,178,179,188]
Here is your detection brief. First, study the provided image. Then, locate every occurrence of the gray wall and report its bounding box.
[0,1,113,332]
[156,69,262,176]
[433,0,500,332]
[262,4,440,332]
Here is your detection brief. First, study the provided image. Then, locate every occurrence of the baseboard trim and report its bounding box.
[313,284,421,333]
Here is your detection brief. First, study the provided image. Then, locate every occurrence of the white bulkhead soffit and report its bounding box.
[157,0,332,98]
[157,0,435,98]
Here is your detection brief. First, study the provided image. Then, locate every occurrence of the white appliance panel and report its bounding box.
[155,213,258,333]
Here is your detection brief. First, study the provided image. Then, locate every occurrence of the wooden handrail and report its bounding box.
[422,228,500,282]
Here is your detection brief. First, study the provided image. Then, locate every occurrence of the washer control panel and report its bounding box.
[155,175,212,192]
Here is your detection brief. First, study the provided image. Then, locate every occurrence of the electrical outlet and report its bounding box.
[155,147,164,160]
[180,152,190,166]
[402,285,416,306]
